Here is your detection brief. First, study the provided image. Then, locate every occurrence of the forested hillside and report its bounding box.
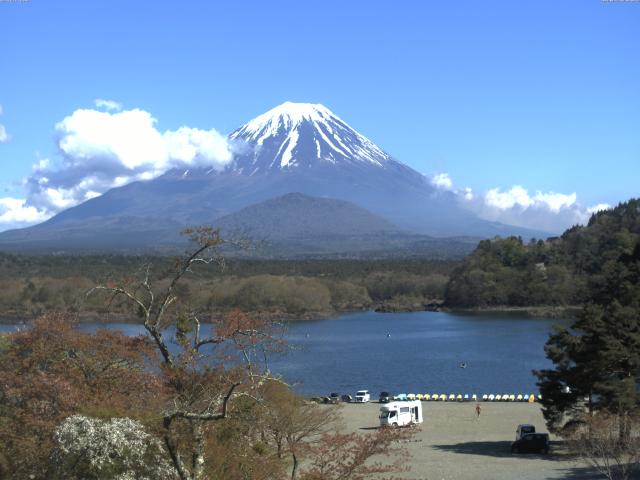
[445,199,640,308]
[0,255,455,320]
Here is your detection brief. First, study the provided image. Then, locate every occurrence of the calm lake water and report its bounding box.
[0,311,566,397]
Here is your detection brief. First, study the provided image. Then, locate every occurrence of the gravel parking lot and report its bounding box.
[337,402,598,480]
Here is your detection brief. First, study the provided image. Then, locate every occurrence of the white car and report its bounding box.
[354,390,370,403]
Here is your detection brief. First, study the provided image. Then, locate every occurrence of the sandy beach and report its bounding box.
[336,402,597,480]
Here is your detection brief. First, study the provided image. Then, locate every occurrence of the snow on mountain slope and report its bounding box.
[229,102,395,173]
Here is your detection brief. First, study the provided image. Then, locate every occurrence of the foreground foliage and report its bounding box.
[0,313,159,478]
[0,227,416,479]
[566,412,640,480]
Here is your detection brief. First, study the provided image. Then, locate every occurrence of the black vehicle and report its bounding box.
[515,423,536,440]
[511,433,550,454]
[379,391,392,403]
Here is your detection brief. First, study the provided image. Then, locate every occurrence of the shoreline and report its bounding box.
[0,303,581,325]
[445,305,581,319]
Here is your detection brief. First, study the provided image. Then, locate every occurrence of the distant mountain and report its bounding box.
[0,102,550,254]
[0,215,184,253]
[215,192,400,239]
[212,192,478,258]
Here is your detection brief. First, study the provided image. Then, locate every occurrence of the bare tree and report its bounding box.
[260,381,339,479]
[89,227,285,480]
[567,411,640,480]
[86,226,416,480]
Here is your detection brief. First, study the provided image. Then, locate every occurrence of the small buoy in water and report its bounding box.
[305,334,310,338]
[387,333,391,337]
[460,362,467,369]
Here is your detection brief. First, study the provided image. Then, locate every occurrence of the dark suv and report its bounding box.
[379,391,392,403]
[511,433,550,454]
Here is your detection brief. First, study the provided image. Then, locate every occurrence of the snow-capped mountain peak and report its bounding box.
[229,102,393,173]
[234,102,338,141]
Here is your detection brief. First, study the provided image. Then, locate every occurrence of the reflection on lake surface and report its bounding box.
[0,311,567,397]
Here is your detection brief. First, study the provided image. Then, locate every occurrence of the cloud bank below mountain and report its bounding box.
[428,173,610,234]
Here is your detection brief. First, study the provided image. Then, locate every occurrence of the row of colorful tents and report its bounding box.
[396,393,542,402]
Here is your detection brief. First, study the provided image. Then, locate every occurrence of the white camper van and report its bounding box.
[379,400,423,427]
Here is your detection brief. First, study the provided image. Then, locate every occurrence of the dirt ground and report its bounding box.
[336,402,601,480]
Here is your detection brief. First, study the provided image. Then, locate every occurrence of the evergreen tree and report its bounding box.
[535,221,640,431]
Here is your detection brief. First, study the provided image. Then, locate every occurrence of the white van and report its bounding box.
[379,400,423,427]
[354,390,370,403]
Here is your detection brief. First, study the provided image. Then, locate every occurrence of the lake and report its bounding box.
[0,310,566,397]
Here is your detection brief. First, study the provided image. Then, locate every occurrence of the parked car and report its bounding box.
[328,393,340,404]
[379,391,392,403]
[515,424,536,441]
[354,390,370,403]
[511,433,550,454]
[341,394,353,403]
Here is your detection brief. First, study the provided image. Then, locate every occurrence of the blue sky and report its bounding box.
[0,0,638,231]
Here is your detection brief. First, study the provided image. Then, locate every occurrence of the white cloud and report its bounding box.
[533,191,577,212]
[430,172,605,234]
[0,104,9,143]
[54,108,233,174]
[473,186,590,233]
[3,105,235,227]
[484,186,577,213]
[430,173,453,190]
[485,185,533,210]
[587,203,611,214]
[94,98,122,111]
[164,126,233,167]
[0,197,49,225]
[56,108,168,171]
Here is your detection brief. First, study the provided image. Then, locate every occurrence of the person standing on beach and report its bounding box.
[475,403,481,418]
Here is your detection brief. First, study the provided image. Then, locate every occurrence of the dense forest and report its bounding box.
[0,254,456,321]
[444,199,640,309]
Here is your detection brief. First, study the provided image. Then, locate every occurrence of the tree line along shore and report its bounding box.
[0,255,454,322]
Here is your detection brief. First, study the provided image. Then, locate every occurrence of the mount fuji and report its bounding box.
[0,102,548,254]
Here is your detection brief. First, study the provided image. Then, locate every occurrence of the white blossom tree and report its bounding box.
[51,415,178,479]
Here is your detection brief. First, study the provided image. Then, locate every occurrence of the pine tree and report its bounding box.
[535,229,640,432]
